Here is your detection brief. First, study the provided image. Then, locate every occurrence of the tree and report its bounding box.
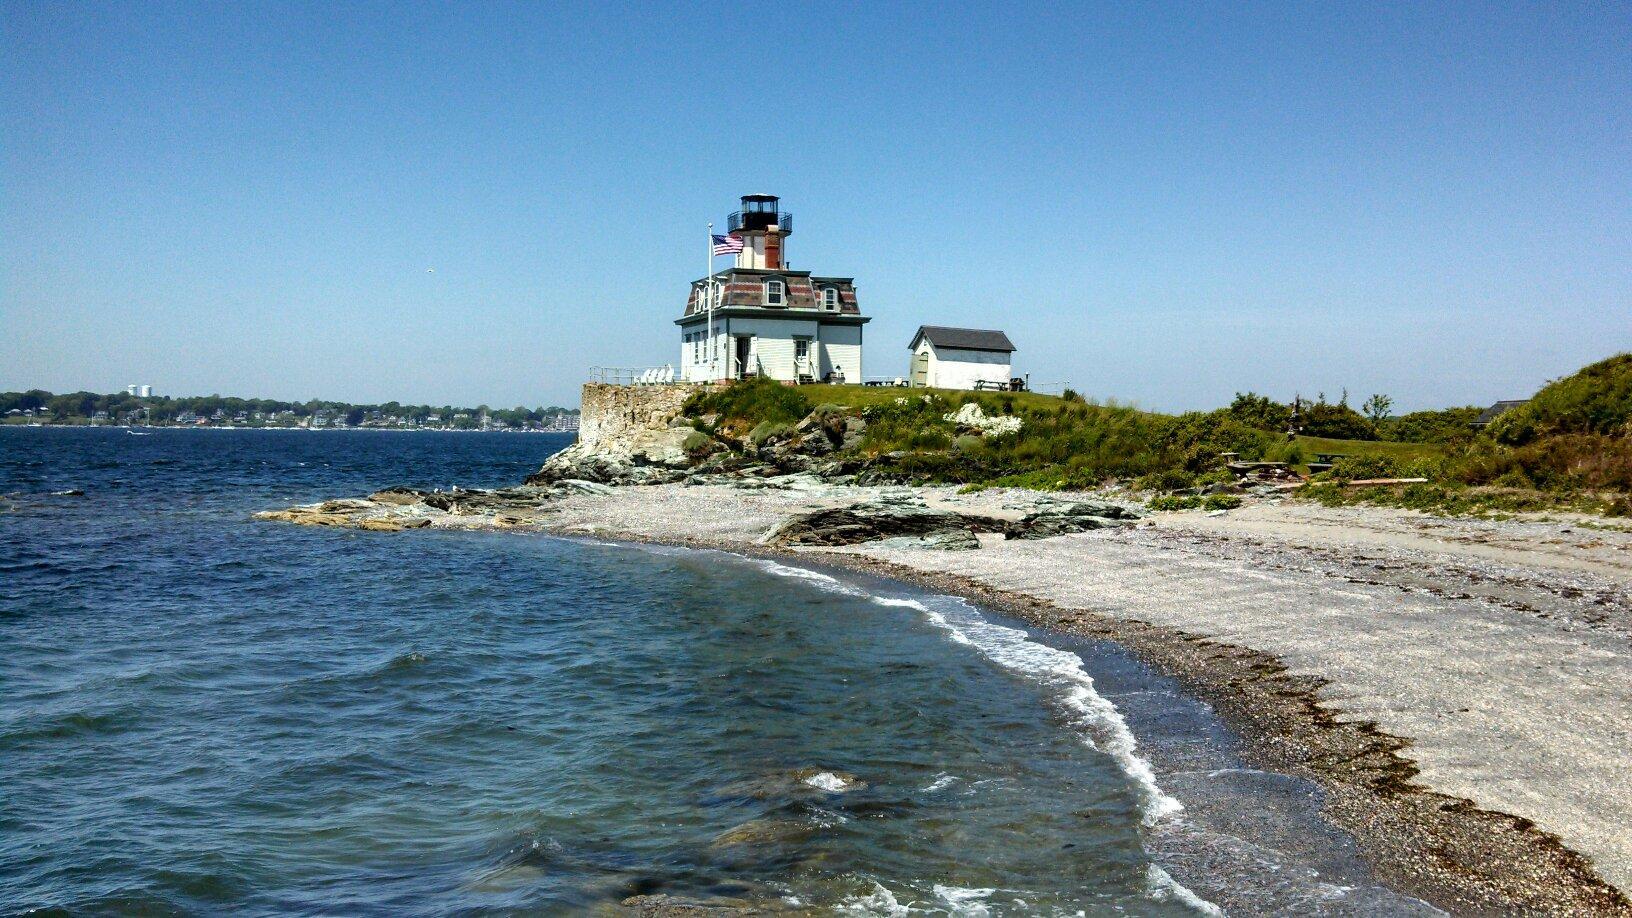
[1361,393,1394,424]
[1227,392,1292,432]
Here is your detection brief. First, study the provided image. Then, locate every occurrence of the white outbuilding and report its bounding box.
[908,326,1017,391]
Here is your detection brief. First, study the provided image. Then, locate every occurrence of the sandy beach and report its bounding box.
[529,483,1632,915]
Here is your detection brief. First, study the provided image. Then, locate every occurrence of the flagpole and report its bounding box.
[706,222,715,382]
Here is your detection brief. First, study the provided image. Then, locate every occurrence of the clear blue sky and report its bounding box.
[3,2,1628,411]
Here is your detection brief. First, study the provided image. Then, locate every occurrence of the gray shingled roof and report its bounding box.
[911,325,1016,353]
[1472,399,1528,426]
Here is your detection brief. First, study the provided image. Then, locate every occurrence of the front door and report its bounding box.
[911,351,930,387]
[734,336,754,378]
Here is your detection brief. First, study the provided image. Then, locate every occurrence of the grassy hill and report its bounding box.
[1488,353,1632,444]
[681,356,1630,515]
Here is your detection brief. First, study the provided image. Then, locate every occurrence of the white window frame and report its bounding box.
[764,278,784,306]
[822,287,839,311]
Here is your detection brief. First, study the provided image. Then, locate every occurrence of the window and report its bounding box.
[795,339,810,359]
[764,278,784,306]
[821,287,839,311]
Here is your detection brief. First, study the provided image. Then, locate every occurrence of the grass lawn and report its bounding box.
[795,383,1073,413]
[1293,434,1446,462]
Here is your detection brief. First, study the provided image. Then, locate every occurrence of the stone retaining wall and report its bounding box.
[578,383,706,451]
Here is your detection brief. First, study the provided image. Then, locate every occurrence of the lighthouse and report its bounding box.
[730,193,789,270]
[677,194,868,384]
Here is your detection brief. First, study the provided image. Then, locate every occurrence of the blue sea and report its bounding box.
[0,428,1438,915]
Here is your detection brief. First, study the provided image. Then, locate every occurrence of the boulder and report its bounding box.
[1002,499,1141,540]
[767,495,980,548]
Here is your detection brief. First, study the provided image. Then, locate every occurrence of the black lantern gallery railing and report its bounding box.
[726,210,793,234]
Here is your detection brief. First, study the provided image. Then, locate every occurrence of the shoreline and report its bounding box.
[256,480,1632,915]
[548,523,1626,916]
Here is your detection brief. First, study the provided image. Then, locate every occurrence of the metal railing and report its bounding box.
[589,366,677,386]
[726,210,793,234]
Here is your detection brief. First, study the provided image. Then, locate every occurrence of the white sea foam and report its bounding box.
[887,594,1182,825]
[874,590,1223,915]
[1146,864,1225,916]
[922,772,958,792]
[839,881,912,916]
[933,884,996,916]
[742,556,1218,915]
[748,558,865,596]
[804,771,853,792]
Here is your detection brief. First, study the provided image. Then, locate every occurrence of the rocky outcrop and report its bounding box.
[254,485,566,531]
[767,491,988,550]
[766,492,1141,550]
[1001,498,1142,540]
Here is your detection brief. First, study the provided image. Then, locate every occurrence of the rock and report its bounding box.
[557,479,617,495]
[620,894,763,915]
[1002,499,1141,540]
[367,487,427,505]
[944,402,1023,436]
[840,417,867,450]
[767,495,981,548]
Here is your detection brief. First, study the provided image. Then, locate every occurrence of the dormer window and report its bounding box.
[821,287,839,311]
[764,278,785,306]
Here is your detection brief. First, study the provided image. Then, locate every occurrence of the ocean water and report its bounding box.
[0,428,1439,915]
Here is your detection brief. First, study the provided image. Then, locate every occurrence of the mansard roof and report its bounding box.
[682,268,863,318]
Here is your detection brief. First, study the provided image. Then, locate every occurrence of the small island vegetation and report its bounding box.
[679,353,1632,517]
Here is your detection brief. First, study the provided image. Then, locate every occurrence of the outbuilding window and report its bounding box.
[822,287,839,311]
[764,278,784,306]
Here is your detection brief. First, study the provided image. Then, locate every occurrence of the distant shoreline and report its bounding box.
[2,424,578,434]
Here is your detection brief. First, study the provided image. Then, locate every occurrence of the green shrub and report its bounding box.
[1196,468,1235,487]
[1299,399,1378,440]
[1382,407,1482,443]
[684,378,810,430]
[1203,493,1242,510]
[1325,454,1401,481]
[953,434,983,453]
[1061,389,1085,403]
[1228,392,1292,432]
[1149,495,1203,511]
[747,421,793,446]
[680,430,715,454]
[1134,469,1196,493]
[1487,353,1632,445]
[1263,439,1311,466]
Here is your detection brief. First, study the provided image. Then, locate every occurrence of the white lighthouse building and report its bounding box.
[677,195,868,384]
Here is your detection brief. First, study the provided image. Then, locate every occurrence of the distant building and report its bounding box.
[678,194,868,384]
[908,326,1016,390]
[125,384,154,397]
[1471,399,1529,428]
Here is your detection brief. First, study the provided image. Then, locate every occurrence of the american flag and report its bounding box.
[712,233,744,256]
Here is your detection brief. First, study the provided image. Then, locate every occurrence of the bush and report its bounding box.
[1061,389,1085,403]
[1488,353,1632,445]
[1228,392,1292,432]
[684,378,810,431]
[1203,493,1242,510]
[1149,495,1203,511]
[680,430,715,455]
[1382,407,1482,443]
[747,421,792,446]
[1299,399,1378,440]
[1263,439,1311,466]
[1134,469,1196,493]
[953,434,983,453]
[1324,454,1401,481]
